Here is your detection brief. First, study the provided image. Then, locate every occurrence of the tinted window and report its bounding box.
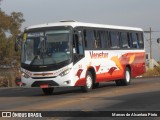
[121,32,129,48]
[127,33,132,48]
[97,31,109,49]
[138,33,144,48]
[74,33,83,55]
[131,33,139,48]
[94,31,101,48]
[84,29,95,49]
[110,32,120,48]
[83,28,143,50]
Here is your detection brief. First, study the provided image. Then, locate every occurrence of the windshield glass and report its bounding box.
[21,30,71,65]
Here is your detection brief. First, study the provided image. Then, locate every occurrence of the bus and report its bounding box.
[15,20,146,95]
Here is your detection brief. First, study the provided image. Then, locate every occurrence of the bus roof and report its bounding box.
[26,20,143,31]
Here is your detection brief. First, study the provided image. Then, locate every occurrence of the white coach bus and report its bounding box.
[15,20,146,95]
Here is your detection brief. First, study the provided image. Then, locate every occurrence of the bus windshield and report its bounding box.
[21,30,71,65]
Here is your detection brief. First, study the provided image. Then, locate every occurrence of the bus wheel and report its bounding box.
[116,67,131,86]
[81,71,93,92]
[42,88,54,95]
[93,83,99,89]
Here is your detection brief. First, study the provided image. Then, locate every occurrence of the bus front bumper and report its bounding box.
[21,75,74,88]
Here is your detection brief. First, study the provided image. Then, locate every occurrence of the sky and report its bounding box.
[1,0,160,60]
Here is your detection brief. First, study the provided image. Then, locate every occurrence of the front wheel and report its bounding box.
[81,71,93,92]
[93,83,99,89]
[116,67,131,86]
[42,88,54,95]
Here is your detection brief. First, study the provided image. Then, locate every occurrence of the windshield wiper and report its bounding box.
[30,55,40,65]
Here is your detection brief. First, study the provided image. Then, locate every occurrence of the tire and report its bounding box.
[81,71,93,92]
[93,83,99,89]
[116,67,131,86]
[123,67,131,85]
[115,80,123,86]
[42,88,54,95]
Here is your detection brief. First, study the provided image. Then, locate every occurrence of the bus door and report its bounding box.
[73,30,84,64]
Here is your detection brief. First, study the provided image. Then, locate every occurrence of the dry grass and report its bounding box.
[142,66,160,77]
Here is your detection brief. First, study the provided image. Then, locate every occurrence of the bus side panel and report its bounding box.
[129,52,146,78]
[74,50,124,85]
[111,51,146,78]
[73,58,88,87]
[74,51,146,86]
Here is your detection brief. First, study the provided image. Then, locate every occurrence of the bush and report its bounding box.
[0,68,20,87]
[142,66,160,77]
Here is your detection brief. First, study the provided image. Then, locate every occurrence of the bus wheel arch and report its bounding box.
[81,67,96,92]
[125,65,131,77]
[116,65,131,86]
[87,67,99,88]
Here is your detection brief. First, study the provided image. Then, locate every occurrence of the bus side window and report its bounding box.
[110,31,120,49]
[127,32,132,48]
[131,33,139,49]
[83,30,87,48]
[121,32,129,48]
[108,32,112,48]
[73,31,84,55]
[97,31,108,49]
[73,30,84,63]
[138,32,144,49]
[84,29,95,49]
[77,32,83,55]
[95,31,102,49]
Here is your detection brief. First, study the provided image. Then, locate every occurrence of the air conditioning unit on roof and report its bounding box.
[59,20,76,22]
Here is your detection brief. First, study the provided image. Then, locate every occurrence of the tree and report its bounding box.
[0,1,25,65]
[0,1,25,87]
[0,0,2,11]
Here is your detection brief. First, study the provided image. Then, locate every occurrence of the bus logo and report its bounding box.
[90,51,108,59]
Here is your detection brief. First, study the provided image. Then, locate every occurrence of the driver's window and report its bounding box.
[73,30,84,63]
[74,31,84,55]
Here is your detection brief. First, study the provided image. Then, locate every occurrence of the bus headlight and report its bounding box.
[59,68,71,77]
[22,72,30,78]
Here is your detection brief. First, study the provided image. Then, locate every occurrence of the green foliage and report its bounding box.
[0,1,24,87]
[0,3,25,65]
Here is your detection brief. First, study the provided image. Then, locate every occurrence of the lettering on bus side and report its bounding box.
[90,51,108,59]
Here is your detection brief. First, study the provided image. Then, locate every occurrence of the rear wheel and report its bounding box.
[42,88,54,95]
[116,67,131,86]
[81,71,93,92]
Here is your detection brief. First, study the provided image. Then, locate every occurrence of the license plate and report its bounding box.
[40,84,49,88]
